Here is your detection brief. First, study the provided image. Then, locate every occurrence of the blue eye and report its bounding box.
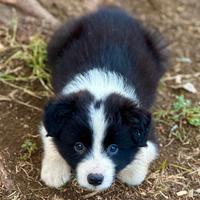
[107,144,119,156]
[74,142,86,154]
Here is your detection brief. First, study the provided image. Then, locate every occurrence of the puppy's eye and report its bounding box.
[107,144,118,156]
[74,142,86,154]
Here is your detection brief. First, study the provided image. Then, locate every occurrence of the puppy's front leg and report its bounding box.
[117,141,158,186]
[40,125,71,188]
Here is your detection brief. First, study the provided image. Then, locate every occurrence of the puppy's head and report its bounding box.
[43,91,151,190]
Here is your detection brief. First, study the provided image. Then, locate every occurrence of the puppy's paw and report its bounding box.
[118,141,158,186]
[117,166,147,186]
[41,157,71,188]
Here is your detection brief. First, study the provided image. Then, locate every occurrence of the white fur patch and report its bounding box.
[76,154,115,190]
[62,68,138,103]
[117,141,158,186]
[40,124,71,188]
[76,104,115,190]
[89,103,107,155]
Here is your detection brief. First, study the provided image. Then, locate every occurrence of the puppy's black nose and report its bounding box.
[87,173,104,186]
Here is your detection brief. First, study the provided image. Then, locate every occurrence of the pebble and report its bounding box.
[176,190,187,196]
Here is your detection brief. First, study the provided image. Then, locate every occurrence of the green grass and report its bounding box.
[154,95,200,142]
[159,159,168,173]
[14,37,48,79]
[20,139,38,161]
[11,36,51,90]
[172,95,200,127]
[0,25,51,92]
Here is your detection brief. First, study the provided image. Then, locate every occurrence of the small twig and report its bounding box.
[170,164,193,173]
[0,79,42,99]
[39,78,53,95]
[0,0,16,3]
[163,73,200,82]
[11,98,42,111]
[0,0,61,29]
[0,93,42,112]
[0,95,10,101]
[164,138,175,147]
[83,191,101,199]
[159,191,169,199]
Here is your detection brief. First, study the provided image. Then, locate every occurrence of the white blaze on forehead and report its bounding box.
[89,103,107,155]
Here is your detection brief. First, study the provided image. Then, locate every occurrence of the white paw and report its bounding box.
[118,141,158,186]
[41,157,71,188]
[117,166,147,186]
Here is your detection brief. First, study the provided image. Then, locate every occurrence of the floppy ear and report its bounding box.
[43,99,73,137]
[120,103,151,147]
[43,91,94,137]
[105,93,151,147]
[129,109,151,147]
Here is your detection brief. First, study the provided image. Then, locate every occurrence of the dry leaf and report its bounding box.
[171,82,197,93]
[182,82,197,93]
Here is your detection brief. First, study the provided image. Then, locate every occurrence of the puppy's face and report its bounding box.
[43,91,151,190]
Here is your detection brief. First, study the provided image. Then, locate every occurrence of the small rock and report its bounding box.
[176,57,192,64]
[0,43,5,51]
[177,190,187,196]
[23,124,29,129]
[196,188,200,193]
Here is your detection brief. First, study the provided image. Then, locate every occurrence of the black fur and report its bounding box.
[43,7,168,175]
[103,93,151,171]
[47,7,168,110]
[43,91,94,169]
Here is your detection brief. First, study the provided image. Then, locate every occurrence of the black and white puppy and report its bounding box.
[40,6,168,191]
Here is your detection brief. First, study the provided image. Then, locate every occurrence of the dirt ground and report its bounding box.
[0,0,200,199]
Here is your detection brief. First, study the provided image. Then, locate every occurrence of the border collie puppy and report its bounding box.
[40,6,168,191]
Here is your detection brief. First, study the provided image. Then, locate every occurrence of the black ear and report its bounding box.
[43,91,94,137]
[120,103,151,147]
[43,99,73,137]
[129,109,151,147]
[105,93,151,147]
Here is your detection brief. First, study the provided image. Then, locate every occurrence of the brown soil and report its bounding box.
[0,0,200,199]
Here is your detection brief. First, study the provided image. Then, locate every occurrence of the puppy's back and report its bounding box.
[47,7,168,109]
